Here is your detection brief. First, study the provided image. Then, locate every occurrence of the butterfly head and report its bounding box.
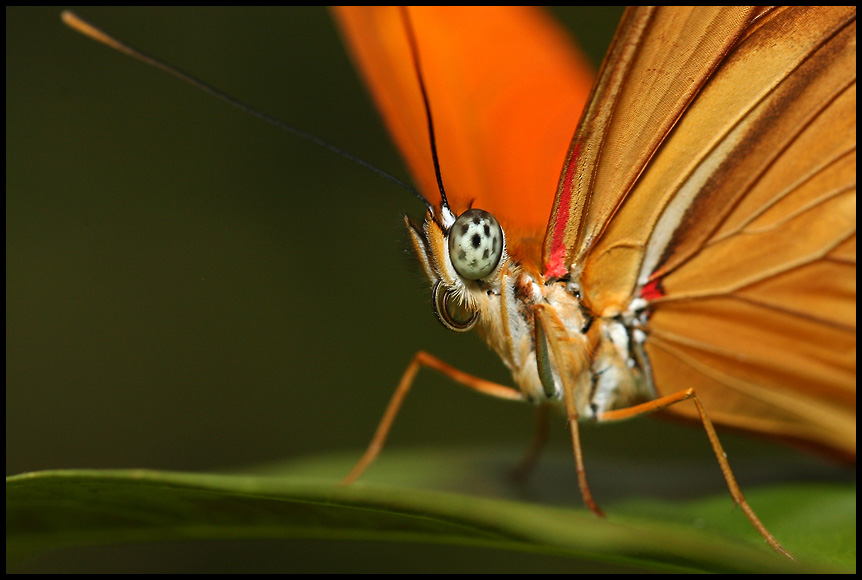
[407,204,510,333]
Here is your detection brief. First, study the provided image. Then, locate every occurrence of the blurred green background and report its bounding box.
[6,6,850,573]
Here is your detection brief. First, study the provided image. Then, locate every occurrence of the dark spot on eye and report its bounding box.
[471,234,481,248]
[459,250,467,261]
[483,224,490,236]
[460,224,470,235]
[472,216,481,225]
[482,249,489,259]
[492,238,497,251]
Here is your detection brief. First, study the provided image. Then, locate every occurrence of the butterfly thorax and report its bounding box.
[408,208,655,419]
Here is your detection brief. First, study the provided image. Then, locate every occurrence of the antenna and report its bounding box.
[398,7,450,211]
[60,10,433,212]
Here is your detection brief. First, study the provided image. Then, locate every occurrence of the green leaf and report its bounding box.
[6,448,854,572]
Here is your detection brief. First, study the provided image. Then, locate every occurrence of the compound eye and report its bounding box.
[447,209,503,280]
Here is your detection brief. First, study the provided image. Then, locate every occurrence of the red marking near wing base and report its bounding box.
[543,142,581,279]
[640,278,664,301]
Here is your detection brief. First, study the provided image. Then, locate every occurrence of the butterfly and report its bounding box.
[58,5,855,561]
[332,6,857,557]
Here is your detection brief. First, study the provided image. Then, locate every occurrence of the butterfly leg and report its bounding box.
[340,350,526,486]
[509,403,550,483]
[563,382,605,518]
[598,389,793,559]
[534,304,605,518]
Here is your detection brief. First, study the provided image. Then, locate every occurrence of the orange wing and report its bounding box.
[550,7,856,458]
[542,7,768,280]
[332,6,594,252]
